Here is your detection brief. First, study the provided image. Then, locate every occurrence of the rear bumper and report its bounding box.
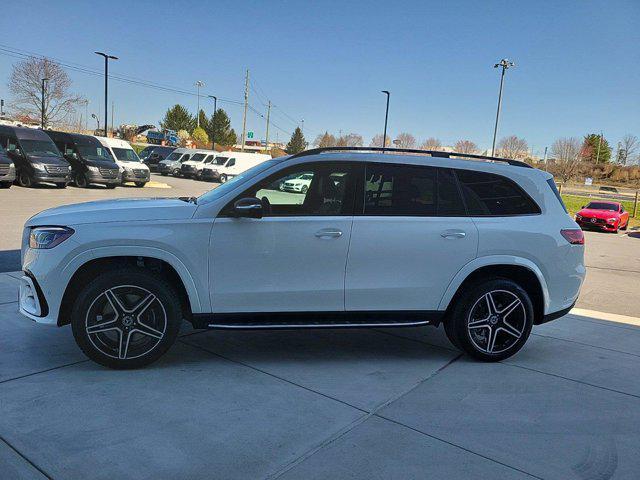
[535,302,575,325]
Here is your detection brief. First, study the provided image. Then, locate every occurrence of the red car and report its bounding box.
[575,201,630,233]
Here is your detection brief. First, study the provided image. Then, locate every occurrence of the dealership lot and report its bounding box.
[1,174,640,479]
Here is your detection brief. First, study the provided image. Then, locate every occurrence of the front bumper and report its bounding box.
[200,169,220,181]
[19,271,52,324]
[122,169,150,183]
[576,219,618,231]
[34,172,72,183]
[87,171,121,185]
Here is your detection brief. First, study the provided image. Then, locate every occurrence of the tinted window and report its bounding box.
[585,202,618,211]
[437,168,467,216]
[191,153,207,162]
[112,148,140,162]
[456,169,540,216]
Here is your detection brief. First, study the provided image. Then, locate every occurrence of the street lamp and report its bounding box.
[91,113,100,131]
[491,59,515,156]
[95,51,118,137]
[41,78,48,129]
[208,95,217,149]
[381,90,390,152]
[195,81,205,127]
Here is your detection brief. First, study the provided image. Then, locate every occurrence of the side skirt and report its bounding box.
[191,310,444,330]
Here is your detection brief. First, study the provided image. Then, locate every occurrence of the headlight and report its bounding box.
[88,166,99,172]
[9,163,15,170]
[29,227,75,249]
[33,163,46,171]
[607,218,616,224]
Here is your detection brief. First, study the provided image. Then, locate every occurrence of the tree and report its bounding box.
[160,105,194,132]
[286,127,306,154]
[395,133,416,148]
[454,140,478,154]
[336,133,363,147]
[192,126,209,148]
[314,131,337,147]
[497,135,528,159]
[196,109,209,134]
[581,133,611,164]
[208,108,237,147]
[177,129,191,147]
[370,133,390,147]
[420,137,442,151]
[617,134,638,165]
[551,137,582,183]
[8,57,84,127]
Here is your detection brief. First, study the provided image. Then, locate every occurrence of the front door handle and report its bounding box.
[315,228,343,239]
[441,230,466,239]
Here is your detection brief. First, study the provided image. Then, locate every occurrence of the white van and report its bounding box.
[200,152,272,183]
[157,148,194,177]
[96,136,150,187]
[179,149,218,179]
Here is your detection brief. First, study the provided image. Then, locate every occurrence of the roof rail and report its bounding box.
[290,146,533,169]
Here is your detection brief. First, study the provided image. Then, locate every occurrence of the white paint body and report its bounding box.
[19,152,585,327]
[202,152,271,180]
[95,136,150,178]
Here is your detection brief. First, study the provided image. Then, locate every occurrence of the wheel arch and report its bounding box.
[439,257,549,324]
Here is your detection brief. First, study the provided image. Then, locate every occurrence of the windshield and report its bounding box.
[586,202,618,211]
[76,144,113,162]
[166,152,182,161]
[214,156,228,165]
[112,148,141,162]
[191,153,206,162]
[19,139,61,157]
[179,154,191,162]
[198,159,281,204]
[138,146,155,159]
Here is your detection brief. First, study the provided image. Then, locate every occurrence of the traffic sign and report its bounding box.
[247,131,254,139]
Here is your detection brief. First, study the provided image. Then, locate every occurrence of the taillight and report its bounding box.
[561,229,584,245]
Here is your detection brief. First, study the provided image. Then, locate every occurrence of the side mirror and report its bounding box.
[14,148,23,157]
[233,197,263,219]
[581,205,585,209]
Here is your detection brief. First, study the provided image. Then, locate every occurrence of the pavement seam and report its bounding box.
[0,300,18,306]
[0,435,53,480]
[500,361,640,400]
[0,359,89,386]
[532,332,640,359]
[585,264,640,275]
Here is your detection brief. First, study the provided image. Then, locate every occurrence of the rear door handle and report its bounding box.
[315,228,343,239]
[441,230,466,239]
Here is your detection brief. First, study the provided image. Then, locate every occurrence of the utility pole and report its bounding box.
[95,51,118,137]
[41,78,48,129]
[195,81,205,127]
[381,90,390,152]
[241,69,249,152]
[208,95,217,150]
[543,146,548,171]
[301,118,304,134]
[491,59,515,156]
[265,100,271,153]
[595,131,603,164]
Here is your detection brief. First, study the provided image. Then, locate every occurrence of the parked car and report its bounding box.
[157,148,194,176]
[280,172,314,193]
[96,137,150,187]
[138,146,176,172]
[201,152,271,183]
[19,147,585,369]
[45,131,120,188]
[180,150,218,179]
[0,125,71,188]
[575,201,629,233]
[0,142,16,188]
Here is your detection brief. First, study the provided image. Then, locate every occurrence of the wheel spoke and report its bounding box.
[118,330,133,359]
[87,320,119,335]
[132,320,164,340]
[104,289,126,316]
[468,318,490,329]
[500,320,522,339]
[485,293,498,315]
[132,293,157,319]
[499,298,522,320]
[485,326,497,353]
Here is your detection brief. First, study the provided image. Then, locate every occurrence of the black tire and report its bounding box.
[134,182,146,188]
[16,170,33,188]
[55,183,67,189]
[105,184,117,189]
[301,185,308,194]
[75,172,89,188]
[70,268,183,369]
[161,172,168,176]
[0,182,11,189]
[220,174,227,183]
[444,278,533,362]
[621,220,628,231]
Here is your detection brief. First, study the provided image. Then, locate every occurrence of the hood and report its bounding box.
[577,208,619,219]
[28,154,68,166]
[26,198,197,227]
[117,160,149,170]
[85,159,119,169]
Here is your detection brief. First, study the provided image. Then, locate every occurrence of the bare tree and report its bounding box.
[618,134,639,165]
[8,57,84,127]
[370,133,390,147]
[497,135,528,159]
[395,132,416,148]
[454,140,479,154]
[420,137,442,151]
[313,131,337,148]
[551,137,582,183]
[335,133,363,147]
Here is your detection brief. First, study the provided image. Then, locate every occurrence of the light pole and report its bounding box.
[381,90,390,151]
[95,51,118,136]
[491,59,515,156]
[41,78,48,129]
[91,113,100,131]
[208,95,217,149]
[195,81,205,127]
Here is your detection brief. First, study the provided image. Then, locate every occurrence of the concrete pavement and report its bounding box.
[1,271,640,479]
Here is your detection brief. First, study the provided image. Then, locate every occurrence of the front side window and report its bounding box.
[226,158,236,167]
[166,152,182,161]
[214,156,228,165]
[456,169,540,216]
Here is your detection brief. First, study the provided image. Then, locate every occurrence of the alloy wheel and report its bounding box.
[85,285,167,360]
[467,290,526,354]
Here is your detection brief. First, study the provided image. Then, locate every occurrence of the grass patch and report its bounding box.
[561,194,639,229]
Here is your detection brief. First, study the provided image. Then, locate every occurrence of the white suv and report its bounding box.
[19,147,585,369]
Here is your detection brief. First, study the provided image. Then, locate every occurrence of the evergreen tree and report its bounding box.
[192,126,209,148]
[208,108,237,147]
[286,127,306,154]
[160,104,195,132]
[581,133,612,163]
[196,109,209,133]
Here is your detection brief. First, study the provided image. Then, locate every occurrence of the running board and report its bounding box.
[191,311,443,330]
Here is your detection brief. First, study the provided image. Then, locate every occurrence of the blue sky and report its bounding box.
[1,0,638,155]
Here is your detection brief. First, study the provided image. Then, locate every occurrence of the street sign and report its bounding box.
[247,131,254,139]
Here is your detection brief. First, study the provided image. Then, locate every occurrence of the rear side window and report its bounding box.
[546,179,568,213]
[456,169,540,216]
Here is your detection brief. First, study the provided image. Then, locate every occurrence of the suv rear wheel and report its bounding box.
[70,268,183,369]
[444,278,533,361]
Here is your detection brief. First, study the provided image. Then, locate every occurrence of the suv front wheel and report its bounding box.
[71,268,183,369]
[444,278,533,361]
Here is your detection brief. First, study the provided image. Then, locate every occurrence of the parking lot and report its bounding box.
[1,174,640,479]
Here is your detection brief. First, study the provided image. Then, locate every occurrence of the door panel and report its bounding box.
[345,216,478,311]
